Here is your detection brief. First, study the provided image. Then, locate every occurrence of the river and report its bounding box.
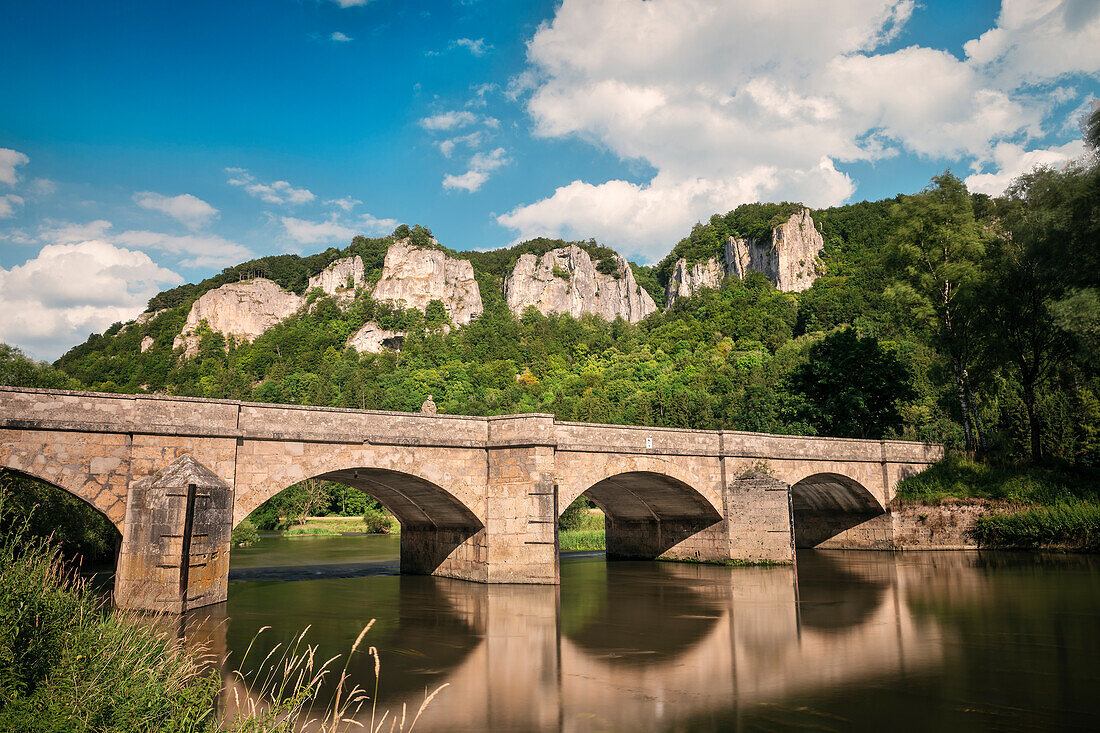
[179,535,1100,731]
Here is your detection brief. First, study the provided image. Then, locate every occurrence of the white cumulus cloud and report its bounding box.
[0,148,29,187]
[443,147,509,192]
[419,110,479,131]
[0,241,183,361]
[38,219,251,269]
[965,139,1088,195]
[451,38,491,56]
[226,168,315,205]
[0,194,24,219]
[134,191,219,229]
[282,213,398,244]
[499,0,1100,261]
[331,32,353,42]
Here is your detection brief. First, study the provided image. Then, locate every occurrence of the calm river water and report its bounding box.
[180,536,1100,731]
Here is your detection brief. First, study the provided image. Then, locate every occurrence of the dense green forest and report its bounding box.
[3,118,1099,543]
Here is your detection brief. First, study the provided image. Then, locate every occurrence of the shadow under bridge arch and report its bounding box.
[316,468,484,576]
[575,471,723,560]
[790,473,884,549]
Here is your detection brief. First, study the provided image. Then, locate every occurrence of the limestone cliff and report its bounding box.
[664,258,725,308]
[173,279,303,357]
[727,208,822,293]
[371,239,483,325]
[345,322,406,354]
[308,255,365,301]
[665,208,823,307]
[504,245,656,323]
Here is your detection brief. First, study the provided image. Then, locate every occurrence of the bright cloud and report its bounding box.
[226,168,315,205]
[0,148,29,187]
[326,196,361,211]
[0,241,183,361]
[134,191,219,229]
[499,0,1100,260]
[38,219,251,269]
[965,139,1088,195]
[282,213,398,244]
[331,31,353,42]
[419,110,479,131]
[0,194,24,219]
[965,0,1100,86]
[330,0,370,7]
[451,38,491,56]
[443,147,509,192]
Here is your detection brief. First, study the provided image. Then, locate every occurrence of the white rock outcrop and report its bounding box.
[664,208,824,307]
[664,258,725,308]
[371,239,482,325]
[173,279,303,357]
[727,208,822,293]
[345,322,406,354]
[504,245,656,323]
[140,336,155,353]
[308,256,365,301]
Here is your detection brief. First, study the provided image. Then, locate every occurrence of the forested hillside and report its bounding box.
[4,138,1099,473]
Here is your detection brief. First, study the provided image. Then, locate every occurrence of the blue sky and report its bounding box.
[1,0,1098,360]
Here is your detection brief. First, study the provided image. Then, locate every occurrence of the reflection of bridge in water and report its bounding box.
[185,552,959,732]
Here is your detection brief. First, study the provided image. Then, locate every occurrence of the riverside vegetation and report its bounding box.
[0,476,442,732]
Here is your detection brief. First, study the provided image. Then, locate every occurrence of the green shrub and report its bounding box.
[363,507,397,534]
[231,518,259,547]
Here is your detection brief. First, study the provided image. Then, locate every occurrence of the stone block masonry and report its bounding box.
[0,386,942,612]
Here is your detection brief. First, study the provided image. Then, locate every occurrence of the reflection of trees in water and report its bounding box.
[220,574,481,703]
[561,559,725,665]
[795,551,890,630]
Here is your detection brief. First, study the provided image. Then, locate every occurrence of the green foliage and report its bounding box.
[0,492,221,732]
[552,265,571,280]
[972,501,1100,550]
[558,528,605,552]
[0,344,82,390]
[362,507,397,534]
[787,328,915,438]
[231,518,259,547]
[895,454,1099,506]
[559,496,599,531]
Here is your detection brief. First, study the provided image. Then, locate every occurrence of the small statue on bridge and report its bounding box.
[421,395,437,414]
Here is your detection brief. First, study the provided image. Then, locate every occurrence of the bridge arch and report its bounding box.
[0,446,125,530]
[563,464,723,561]
[789,472,885,548]
[238,462,485,579]
[0,466,122,570]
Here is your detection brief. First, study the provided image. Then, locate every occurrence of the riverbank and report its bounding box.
[894,456,1100,551]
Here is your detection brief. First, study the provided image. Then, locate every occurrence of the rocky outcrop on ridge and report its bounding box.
[665,208,824,307]
[308,255,365,301]
[345,322,406,354]
[664,258,724,307]
[504,245,656,323]
[173,278,303,357]
[371,239,483,326]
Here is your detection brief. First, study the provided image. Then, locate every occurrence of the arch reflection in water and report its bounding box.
[187,542,952,732]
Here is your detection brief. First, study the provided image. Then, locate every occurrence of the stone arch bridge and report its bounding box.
[0,386,941,612]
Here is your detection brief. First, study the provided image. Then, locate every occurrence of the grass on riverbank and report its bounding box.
[560,528,605,551]
[972,502,1100,551]
[896,454,1100,551]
